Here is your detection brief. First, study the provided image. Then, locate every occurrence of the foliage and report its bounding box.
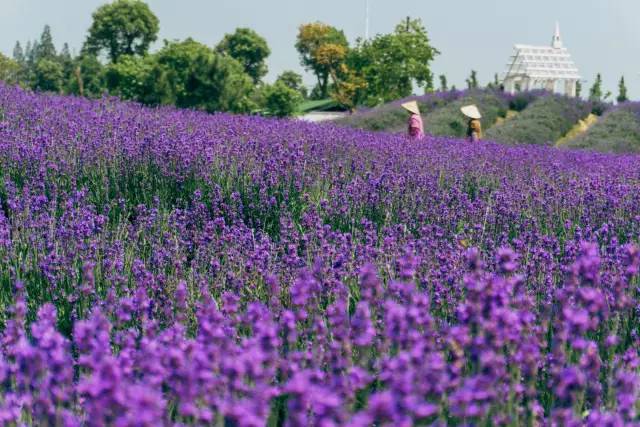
[484,94,593,145]
[155,39,255,113]
[565,103,640,153]
[439,74,447,92]
[104,54,155,101]
[330,65,367,111]
[12,41,25,65]
[589,73,603,102]
[216,28,271,84]
[0,53,21,85]
[466,70,479,89]
[67,55,105,98]
[276,70,307,99]
[295,22,349,99]
[32,59,64,93]
[507,90,545,112]
[36,25,57,61]
[617,76,628,104]
[85,0,160,62]
[575,80,582,98]
[261,81,303,117]
[348,18,439,106]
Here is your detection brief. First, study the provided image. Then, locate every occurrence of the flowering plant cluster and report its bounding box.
[0,84,640,425]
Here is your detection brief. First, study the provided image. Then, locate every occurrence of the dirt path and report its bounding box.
[555,113,599,147]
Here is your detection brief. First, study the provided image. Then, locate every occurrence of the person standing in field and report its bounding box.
[402,101,424,140]
[461,105,482,142]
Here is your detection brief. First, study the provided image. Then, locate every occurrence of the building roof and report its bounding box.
[503,24,581,81]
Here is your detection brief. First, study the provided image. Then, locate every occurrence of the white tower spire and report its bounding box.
[552,21,563,49]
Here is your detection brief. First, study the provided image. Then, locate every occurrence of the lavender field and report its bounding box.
[1,83,640,426]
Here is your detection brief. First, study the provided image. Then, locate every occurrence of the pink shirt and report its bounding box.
[408,113,425,140]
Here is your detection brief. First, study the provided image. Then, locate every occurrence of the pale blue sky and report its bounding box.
[1,0,639,99]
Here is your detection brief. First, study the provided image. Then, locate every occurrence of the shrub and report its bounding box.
[262,81,303,117]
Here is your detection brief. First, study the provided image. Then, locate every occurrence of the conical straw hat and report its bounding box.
[401,101,420,115]
[461,104,482,119]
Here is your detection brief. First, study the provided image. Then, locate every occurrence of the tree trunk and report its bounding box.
[74,66,84,97]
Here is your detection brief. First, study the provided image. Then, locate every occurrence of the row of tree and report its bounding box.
[0,0,440,115]
[586,74,629,104]
[0,0,306,116]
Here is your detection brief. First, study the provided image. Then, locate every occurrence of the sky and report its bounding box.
[1,0,639,99]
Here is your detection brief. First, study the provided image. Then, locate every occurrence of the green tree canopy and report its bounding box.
[36,25,57,61]
[466,70,479,89]
[68,54,105,98]
[13,42,25,65]
[262,81,303,117]
[347,18,439,106]
[295,22,348,99]
[0,53,21,85]
[276,70,307,98]
[32,59,64,93]
[152,39,255,113]
[439,74,448,92]
[589,73,603,102]
[576,80,582,98]
[85,0,160,62]
[617,76,628,104]
[216,28,270,84]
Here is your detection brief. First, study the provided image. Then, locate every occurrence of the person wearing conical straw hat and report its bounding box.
[461,104,482,142]
[401,101,424,140]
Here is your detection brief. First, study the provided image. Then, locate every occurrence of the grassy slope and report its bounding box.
[423,90,509,138]
[484,95,592,146]
[564,104,640,153]
[335,91,462,132]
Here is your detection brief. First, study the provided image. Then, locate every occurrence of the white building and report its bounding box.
[503,23,581,96]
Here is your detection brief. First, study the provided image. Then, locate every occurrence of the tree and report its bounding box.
[59,43,72,62]
[85,0,159,62]
[262,81,303,117]
[152,39,255,113]
[68,55,105,98]
[36,25,57,61]
[439,75,448,91]
[312,42,366,108]
[617,76,628,103]
[276,70,307,99]
[104,54,154,100]
[330,64,367,111]
[0,53,21,85]
[466,70,478,89]
[58,43,75,79]
[32,59,64,92]
[216,28,270,84]
[576,80,582,98]
[181,51,255,113]
[295,22,348,99]
[589,74,603,102]
[347,18,439,105]
[13,42,25,65]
